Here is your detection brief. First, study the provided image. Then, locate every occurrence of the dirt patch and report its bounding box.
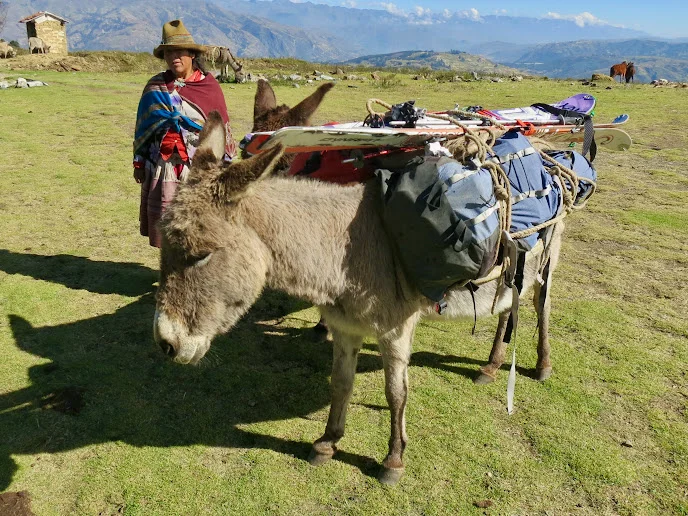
[0,491,35,516]
[0,54,91,72]
[0,52,162,73]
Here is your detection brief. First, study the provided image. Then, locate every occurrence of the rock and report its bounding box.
[371,72,380,80]
[472,71,479,80]
[292,83,300,88]
[335,68,344,75]
[511,75,523,82]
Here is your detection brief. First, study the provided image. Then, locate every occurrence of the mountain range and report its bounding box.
[3,0,688,81]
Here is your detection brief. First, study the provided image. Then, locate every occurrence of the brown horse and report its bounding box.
[625,62,636,83]
[610,61,627,82]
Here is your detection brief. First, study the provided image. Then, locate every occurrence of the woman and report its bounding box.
[133,19,237,247]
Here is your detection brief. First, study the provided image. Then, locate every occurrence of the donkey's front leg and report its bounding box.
[378,326,413,485]
[309,330,362,466]
[475,311,511,384]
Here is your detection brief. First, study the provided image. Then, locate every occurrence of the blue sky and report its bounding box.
[305,0,688,38]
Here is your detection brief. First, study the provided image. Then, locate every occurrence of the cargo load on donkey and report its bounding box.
[377,130,597,303]
[243,88,599,305]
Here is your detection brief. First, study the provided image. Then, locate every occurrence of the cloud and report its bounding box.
[494,9,507,15]
[458,8,482,21]
[341,0,356,6]
[544,11,612,28]
[374,4,482,23]
[380,2,405,16]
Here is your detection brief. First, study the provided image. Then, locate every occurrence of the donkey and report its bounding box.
[154,112,563,484]
[246,79,557,384]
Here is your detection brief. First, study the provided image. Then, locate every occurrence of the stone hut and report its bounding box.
[18,11,69,54]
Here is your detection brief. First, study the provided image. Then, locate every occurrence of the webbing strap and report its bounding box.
[448,168,479,185]
[511,184,553,204]
[490,146,536,165]
[506,285,519,415]
[582,116,597,162]
[504,244,526,416]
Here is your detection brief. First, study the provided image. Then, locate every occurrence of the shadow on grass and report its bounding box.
[411,351,540,380]
[0,249,157,297]
[0,251,386,490]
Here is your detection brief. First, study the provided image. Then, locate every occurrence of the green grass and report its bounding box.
[0,64,687,515]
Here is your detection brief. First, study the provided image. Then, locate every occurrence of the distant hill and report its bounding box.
[2,0,358,61]
[344,50,524,77]
[216,0,649,53]
[503,39,688,82]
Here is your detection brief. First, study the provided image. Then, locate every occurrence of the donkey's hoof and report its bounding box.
[536,367,552,381]
[308,446,334,466]
[378,466,404,485]
[474,371,496,385]
[308,451,333,466]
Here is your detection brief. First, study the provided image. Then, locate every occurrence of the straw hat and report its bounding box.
[153,19,206,59]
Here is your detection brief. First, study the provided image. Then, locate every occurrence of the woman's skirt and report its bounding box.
[139,155,190,248]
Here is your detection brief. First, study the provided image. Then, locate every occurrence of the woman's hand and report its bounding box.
[133,168,145,183]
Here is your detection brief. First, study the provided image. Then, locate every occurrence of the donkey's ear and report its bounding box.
[212,144,285,202]
[286,82,334,127]
[195,111,226,165]
[254,79,277,120]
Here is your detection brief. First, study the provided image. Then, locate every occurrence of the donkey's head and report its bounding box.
[154,111,285,364]
[243,79,334,163]
[252,78,334,132]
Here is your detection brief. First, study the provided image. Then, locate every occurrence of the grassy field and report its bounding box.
[0,65,687,515]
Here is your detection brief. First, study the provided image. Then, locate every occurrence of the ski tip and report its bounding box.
[612,114,630,124]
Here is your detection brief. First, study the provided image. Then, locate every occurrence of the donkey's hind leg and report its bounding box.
[474,311,511,384]
[533,264,553,381]
[309,329,362,466]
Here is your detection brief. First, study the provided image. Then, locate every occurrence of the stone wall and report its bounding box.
[32,20,68,54]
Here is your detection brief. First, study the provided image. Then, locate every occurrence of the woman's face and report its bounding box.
[164,49,194,79]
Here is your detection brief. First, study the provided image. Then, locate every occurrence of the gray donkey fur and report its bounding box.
[154,111,563,484]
